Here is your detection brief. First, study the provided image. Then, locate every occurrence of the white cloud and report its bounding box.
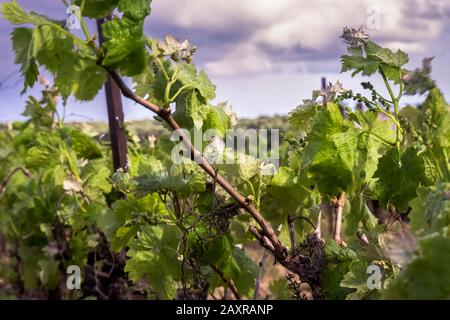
[383,41,427,53]
[205,48,272,76]
[149,0,450,76]
[151,0,292,29]
[254,1,367,51]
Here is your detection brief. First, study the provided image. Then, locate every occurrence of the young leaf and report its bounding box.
[1,1,49,25]
[420,88,448,135]
[384,235,450,299]
[10,28,39,91]
[72,58,108,101]
[341,54,380,77]
[174,91,211,130]
[353,111,396,184]
[289,101,318,132]
[261,167,319,224]
[118,0,152,20]
[7,10,106,100]
[321,241,358,299]
[101,17,147,76]
[203,106,232,138]
[125,225,182,299]
[346,194,377,236]
[202,235,234,266]
[74,0,119,19]
[22,96,54,127]
[228,248,258,297]
[62,128,103,160]
[410,183,450,234]
[177,64,216,101]
[301,103,359,196]
[374,146,433,212]
[365,41,408,68]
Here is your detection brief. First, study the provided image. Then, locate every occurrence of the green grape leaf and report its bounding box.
[410,183,450,235]
[69,231,89,266]
[374,146,433,212]
[118,0,152,20]
[112,226,140,252]
[135,155,165,176]
[179,171,207,196]
[8,12,105,100]
[421,88,449,138]
[145,58,172,104]
[22,96,54,127]
[171,64,217,130]
[132,61,156,100]
[301,103,359,196]
[134,166,206,197]
[38,259,60,289]
[33,24,75,71]
[174,91,211,130]
[228,248,258,297]
[217,152,260,185]
[202,235,234,266]
[308,102,343,135]
[399,106,421,129]
[177,63,216,101]
[194,69,216,100]
[10,27,39,91]
[365,41,409,68]
[380,64,402,83]
[206,238,257,298]
[99,194,167,251]
[18,244,41,290]
[85,165,112,194]
[25,146,54,169]
[288,102,318,132]
[269,279,294,300]
[341,40,408,78]
[101,17,147,76]
[75,0,119,19]
[125,225,182,299]
[353,110,396,184]
[321,241,358,299]
[340,54,380,77]
[62,128,103,160]
[203,106,231,138]
[346,194,378,237]
[384,235,450,299]
[411,89,450,181]
[1,1,50,25]
[33,25,77,98]
[261,167,319,224]
[72,59,108,101]
[323,240,358,262]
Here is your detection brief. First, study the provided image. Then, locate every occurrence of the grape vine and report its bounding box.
[0,1,449,300]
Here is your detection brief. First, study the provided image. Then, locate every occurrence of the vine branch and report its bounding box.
[210,265,241,300]
[333,192,346,242]
[108,69,328,298]
[108,70,287,259]
[253,251,269,300]
[287,215,296,249]
[0,167,32,196]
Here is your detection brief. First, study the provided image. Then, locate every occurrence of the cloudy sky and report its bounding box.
[0,0,449,121]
